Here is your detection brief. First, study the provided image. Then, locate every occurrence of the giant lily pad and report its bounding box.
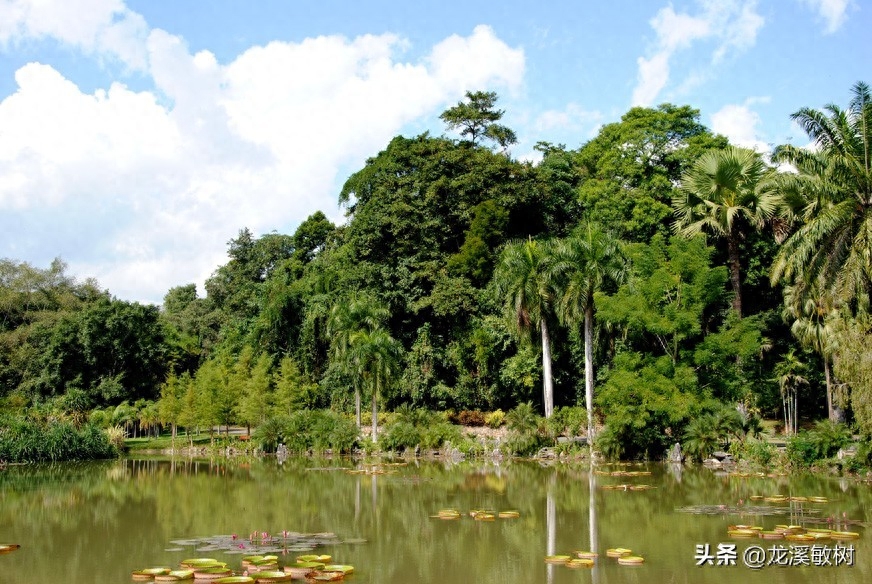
[0,544,21,554]
[154,570,194,582]
[250,571,291,583]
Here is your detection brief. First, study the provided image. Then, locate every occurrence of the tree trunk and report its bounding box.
[824,358,834,422]
[371,383,378,443]
[584,305,596,444]
[541,319,554,418]
[355,386,362,429]
[727,231,742,317]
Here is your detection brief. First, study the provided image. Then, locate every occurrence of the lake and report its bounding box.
[1,456,869,583]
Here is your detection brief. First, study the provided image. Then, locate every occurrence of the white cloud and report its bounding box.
[632,0,764,106]
[800,0,852,33]
[710,97,771,153]
[0,0,149,69]
[534,103,602,136]
[0,19,525,303]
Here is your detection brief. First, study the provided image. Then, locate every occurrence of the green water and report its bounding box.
[1,457,870,583]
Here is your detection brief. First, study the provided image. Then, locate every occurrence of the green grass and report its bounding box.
[125,432,215,451]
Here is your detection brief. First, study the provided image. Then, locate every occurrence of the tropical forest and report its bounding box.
[2,82,871,470]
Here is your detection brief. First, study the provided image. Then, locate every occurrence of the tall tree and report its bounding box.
[326,295,389,427]
[782,283,840,421]
[494,238,556,417]
[552,223,627,441]
[439,90,517,149]
[771,82,872,307]
[350,327,402,442]
[673,146,778,317]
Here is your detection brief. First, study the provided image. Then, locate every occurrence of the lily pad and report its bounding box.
[250,571,291,582]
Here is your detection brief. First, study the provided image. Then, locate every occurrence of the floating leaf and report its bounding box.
[322,565,354,574]
[606,548,632,558]
[618,556,645,565]
[566,558,594,568]
[214,578,255,584]
[831,531,860,540]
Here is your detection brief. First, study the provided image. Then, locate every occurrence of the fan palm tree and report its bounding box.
[327,294,388,428]
[551,223,627,442]
[494,238,557,417]
[770,81,872,307]
[673,146,778,317]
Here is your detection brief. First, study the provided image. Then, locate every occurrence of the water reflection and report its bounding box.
[0,458,870,584]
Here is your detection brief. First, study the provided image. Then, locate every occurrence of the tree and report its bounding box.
[575,104,728,242]
[832,314,872,436]
[673,146,778,317]
[237,352,273,434]
[350,327,402,442]
[782,283,840,421]
[551,223,627,440]
[439,90,517,149]
[326,295,389,427]
[771,82,872,308]
[273,355,315,415]
[158,373,184,443]
[597,234,728,366]
[494,238,556,417]
[774,349,809,436]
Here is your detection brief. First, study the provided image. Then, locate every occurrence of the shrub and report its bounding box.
[0,416,117,462]
[786,421,851,467]
[729,440,775,467]
[484,409,505,429]
[503,429,543,456]
[457,410,486,426]
[104,425,127,451]
[505,402,539,434]
[380,421,421,452]
[420,422,462,450]
[254,416,285,453]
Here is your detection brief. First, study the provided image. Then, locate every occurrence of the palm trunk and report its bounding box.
[728,231,742,317]
[584,305,595,444]
[824,358,834,422]
[355,385,362,429]
[371,386,378,443]
[541,319,554,418]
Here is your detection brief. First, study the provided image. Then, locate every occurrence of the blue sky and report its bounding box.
[0,0,868,303]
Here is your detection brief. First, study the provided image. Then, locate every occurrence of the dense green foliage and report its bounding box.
[0,415,117,462]
[2,85,871,464]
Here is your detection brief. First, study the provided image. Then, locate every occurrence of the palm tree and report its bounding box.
[350,327,401,442]
[673,146,778,316]
[774,349,809,436]
[551,223,626,442]
[494,238,557,417]
[327,294,389,428]
[782,282,840,421]
[770,82,872,307]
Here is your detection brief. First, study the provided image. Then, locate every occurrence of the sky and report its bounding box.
[0,0,868,304]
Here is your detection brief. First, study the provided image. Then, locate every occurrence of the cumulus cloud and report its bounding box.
[632,0,764,106]
[799,0,852,33]
[710,97,771,153]
[0,8,525,303]
[0,0,149,69]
